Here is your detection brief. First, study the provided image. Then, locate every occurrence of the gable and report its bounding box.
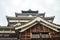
[19,23,57,33]
[15,17,60,32]
[20,23,60,40]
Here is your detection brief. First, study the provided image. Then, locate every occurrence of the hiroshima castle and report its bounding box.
[0,9,60,40]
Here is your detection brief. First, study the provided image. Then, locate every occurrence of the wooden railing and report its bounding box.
[0,38,17,40]
[0,31,15,33]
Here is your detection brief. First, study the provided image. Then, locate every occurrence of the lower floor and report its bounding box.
[0,37,60,40]
[31,38,60,40]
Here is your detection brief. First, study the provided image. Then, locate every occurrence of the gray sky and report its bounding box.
[0,0,60,26]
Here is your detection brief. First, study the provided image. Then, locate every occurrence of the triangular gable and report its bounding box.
[15,17,60,32]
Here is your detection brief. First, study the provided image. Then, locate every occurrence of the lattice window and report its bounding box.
[32,33,40,38]
[0,34,3,36]
[3,34,9,36]
[41,34,50,38]
[31,32,50,38]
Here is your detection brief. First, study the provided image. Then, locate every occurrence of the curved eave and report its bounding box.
[15,13,45,17]
[15,17,60,32]
[6,16,35,20]
[43,16,55,21]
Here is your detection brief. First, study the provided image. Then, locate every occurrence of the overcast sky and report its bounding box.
[0,0,60,26]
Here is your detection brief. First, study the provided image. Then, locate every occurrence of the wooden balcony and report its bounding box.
[0,38,17,40]
[0,31,15,33]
